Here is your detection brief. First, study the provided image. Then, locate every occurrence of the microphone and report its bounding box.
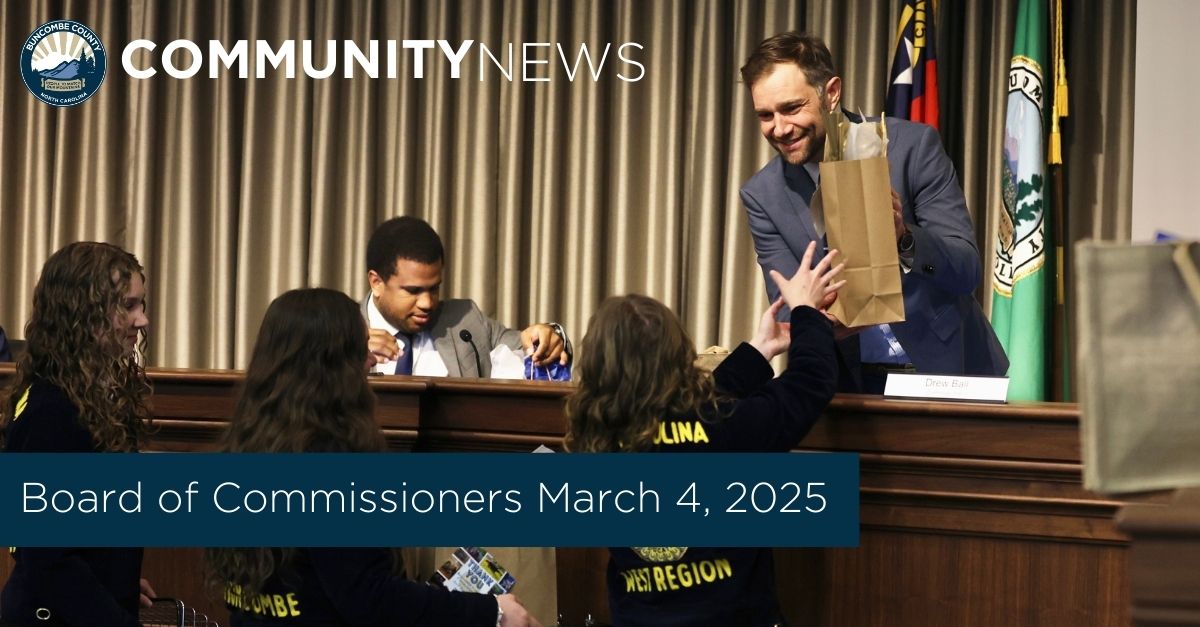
[459,329,484,378]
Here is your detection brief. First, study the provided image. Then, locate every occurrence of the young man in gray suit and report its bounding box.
[363,216,569,377]
[739,32,1007,393]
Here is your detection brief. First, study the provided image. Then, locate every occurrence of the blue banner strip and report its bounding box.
[0,453,859,547]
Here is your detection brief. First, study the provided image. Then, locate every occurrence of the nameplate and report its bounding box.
[883,373,1009,403]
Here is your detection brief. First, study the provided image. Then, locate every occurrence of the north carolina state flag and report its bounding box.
[885,0,939,129]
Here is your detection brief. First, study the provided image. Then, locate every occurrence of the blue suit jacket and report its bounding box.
[740,116,1007,391]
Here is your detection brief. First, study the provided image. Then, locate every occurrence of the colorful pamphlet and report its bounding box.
[428,547,517,595]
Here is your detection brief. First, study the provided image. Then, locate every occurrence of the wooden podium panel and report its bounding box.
[781,532,1127,626]
[770,396,1140,627]
[417,378,570,452]
[1118,490,1200,626]
[0,364,1149,626]
[147,368,426,451]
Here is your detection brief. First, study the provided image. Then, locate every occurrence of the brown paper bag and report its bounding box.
[818,141,906,327]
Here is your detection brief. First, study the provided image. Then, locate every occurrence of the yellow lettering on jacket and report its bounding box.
[224,583,302,617]
[652,421,710,446]
[620,558,733,593]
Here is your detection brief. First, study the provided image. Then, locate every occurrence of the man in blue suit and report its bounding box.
[739,32,1007,393]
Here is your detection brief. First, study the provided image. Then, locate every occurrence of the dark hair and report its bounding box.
[220,287,382,454]
[564,295,718,453]
[1,242,151,451]
[740,31,837,92]
[366,216,444,280]
[207,288,387,597]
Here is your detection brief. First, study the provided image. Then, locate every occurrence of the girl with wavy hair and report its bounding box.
[565,242,844,627]
[206,288,538,627]
[1,241,156,626]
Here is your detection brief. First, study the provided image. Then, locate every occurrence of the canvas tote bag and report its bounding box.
[1077,241,1200,493]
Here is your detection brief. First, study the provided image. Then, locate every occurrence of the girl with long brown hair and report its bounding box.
[1,241,156,626]
[565,242,844,626]
[206,288,538,627]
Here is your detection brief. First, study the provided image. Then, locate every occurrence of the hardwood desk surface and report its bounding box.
[0,363,1151,626]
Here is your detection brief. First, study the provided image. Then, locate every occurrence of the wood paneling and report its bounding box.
[779,532,1128,627]
[1,364,1152,626]
[1118,489,1200,626]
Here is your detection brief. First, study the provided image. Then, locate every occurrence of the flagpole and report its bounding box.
[1049,0,1070,401]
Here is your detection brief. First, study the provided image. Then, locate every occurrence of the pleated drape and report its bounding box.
[0,0,1135,369]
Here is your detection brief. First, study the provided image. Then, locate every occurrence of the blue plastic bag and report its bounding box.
[524,357,571,381]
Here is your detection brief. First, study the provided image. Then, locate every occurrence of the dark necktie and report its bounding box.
[807,166,831,251]
[394,332,414,376]
[803,164,818,205]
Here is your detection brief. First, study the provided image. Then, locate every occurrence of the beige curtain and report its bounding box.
[0,0,1134,370]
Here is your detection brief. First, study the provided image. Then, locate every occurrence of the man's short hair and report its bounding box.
[740,31,837,93]
[366,216,444,280]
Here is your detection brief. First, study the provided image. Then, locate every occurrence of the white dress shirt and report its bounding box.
[365,296,449,376]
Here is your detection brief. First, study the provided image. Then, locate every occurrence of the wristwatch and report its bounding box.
[898,230,915,254]
[548,322,573,359]
[496,602,504,626]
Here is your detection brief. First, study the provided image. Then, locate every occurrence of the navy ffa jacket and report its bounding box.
[2,380,143,627]
[226,547,499,626]
[607,306,837,627]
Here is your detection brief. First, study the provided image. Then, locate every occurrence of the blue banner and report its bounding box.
[0,453,859,547]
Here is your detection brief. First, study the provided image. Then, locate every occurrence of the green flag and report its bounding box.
[992,0,1048,401]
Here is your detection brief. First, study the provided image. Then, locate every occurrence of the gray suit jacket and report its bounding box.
[360,296,522,378]
[740,115,1008,390]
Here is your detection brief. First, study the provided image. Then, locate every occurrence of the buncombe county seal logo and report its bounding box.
[994,54,1045,296]
[21,20,107,107]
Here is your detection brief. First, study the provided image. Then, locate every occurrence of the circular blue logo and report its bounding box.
[20,20,107,107]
